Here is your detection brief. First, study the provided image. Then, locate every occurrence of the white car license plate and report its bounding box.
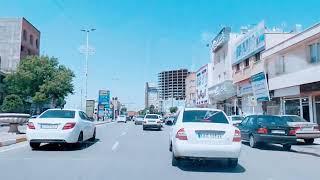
[41,124,58,129]
[271,130,285,134]
[301,127,313,131]
[197,132,223,139]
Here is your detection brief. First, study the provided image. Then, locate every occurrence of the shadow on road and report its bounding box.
[177,160,246,173]
[33,138,100,151]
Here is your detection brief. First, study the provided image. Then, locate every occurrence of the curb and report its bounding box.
[94,121,113,126]
[0,135,27,147]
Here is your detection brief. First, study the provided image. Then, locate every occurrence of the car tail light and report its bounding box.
[62,122,76,130]
[289,127,301,135]
[27,122,35,129]
[176,128,188,140]
[257,128,268,134]
[233,129,241,142]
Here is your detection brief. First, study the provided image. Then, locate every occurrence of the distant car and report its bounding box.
[170,108,241,168]
[165,117,176,125]
[126,116,131,121]
[117,115,127,123]
[228,115,244,126]
[143,114,162,130]
[26,109,96,150]
[280,115,320,144]
[134,115,145,125]
[238,115,297,151]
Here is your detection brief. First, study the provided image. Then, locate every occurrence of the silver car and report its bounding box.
[134,115,145,125]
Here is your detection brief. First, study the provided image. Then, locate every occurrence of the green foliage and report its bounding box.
[170,106,178,113]
[1,94,24,113]
[4,56,75,110]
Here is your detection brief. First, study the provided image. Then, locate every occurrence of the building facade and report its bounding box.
[185,72,196,107]
[263,23,320,124]
[208,27,238,115]
[196,63,213,107]
[145,82,159,110]
[232,21,294,115]
[158,69,189,112]
[0,17,40,73]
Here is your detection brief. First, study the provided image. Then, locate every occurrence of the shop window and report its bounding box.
[244,59,250,67]
[309,43,320,63]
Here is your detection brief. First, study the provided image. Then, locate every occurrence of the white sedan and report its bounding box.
[169,108,241,168]
[117,115,127,123]
[26,109,96,149]
[143,114,162,130]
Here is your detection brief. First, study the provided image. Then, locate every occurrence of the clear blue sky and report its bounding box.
[1,0,320,110]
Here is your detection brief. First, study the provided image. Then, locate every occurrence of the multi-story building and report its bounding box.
[263,23,320,124]
[185,72,196,107]
[208,27,238,115]
[158,69,189,112]
[0,17,40,73]
[145,82,159,110]
[232,21,294,115]
[196,63,213,107]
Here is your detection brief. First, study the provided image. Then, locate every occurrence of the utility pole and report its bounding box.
[80,28,96,110]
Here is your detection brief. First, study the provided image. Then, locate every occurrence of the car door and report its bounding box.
[246,117,256,138]
[238,117,250,141]
[83,112,95,138]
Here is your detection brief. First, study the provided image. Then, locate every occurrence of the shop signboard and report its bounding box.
[233,21,266,65]
[250,72,270,101]
[211,27,231,52]
[98,90,110,109]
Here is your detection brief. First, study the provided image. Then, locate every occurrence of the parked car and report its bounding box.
[238,115,297,151]
[143,114,162,130]
[117,115,127,123]
[169,108,241,168]
[228,115,244,126]
[134,115,145,125]
[26,109,96,150]
[165,116,176,125]
[280,115,320,144]
[126,116,131,121]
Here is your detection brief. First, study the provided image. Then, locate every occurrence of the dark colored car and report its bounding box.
[238,115,297,151]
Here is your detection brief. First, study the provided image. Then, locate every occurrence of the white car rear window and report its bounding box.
[39,110,75,119]
[183,110,229,124]
[145,115,159,119]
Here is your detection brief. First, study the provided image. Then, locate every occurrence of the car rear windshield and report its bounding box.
[145,115,159,119]
[281,116,306,122]
[138,115,144,118]
[39,110,75,119]
[232,116,244,121]
[257,116,287,126]
[183,110,229,124]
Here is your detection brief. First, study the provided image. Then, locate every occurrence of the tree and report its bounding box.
[1,94,24,113]
[4,55,75,112]
[170,106,178,114]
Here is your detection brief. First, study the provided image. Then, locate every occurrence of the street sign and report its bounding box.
[85,100,95,118]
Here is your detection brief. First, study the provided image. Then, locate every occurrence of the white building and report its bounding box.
[263,23,320,124]
[185,72,196,107]
[208,27,238,115]
[145,82,159,110]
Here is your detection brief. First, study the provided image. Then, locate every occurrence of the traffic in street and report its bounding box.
[0,120,319,180]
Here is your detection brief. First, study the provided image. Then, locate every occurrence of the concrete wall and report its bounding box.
[185,72,196,106]
[20,18,40,59]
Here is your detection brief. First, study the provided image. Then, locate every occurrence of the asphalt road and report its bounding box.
[0,122,319,180]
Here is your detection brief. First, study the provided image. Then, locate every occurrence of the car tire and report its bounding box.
[304,138,314,145]
[171,153,180,166]
[228,158,238,169]
[283,144,291,151]
[89,128,96,141]
[30,142,40,150]
[76,132,83,148]
[249,135,257,148]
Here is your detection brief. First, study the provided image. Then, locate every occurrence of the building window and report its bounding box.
[30,35,34,45]
[235,64,240,71]
[36,39,39,49]
[21,45,24,52]
[276,56,285,74]
[23,29,27,41]
[255,52,261,62]
[244,59,250,67]
[309,43,320,63]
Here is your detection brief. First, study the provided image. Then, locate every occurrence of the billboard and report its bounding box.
[233,21,266,65]
[250,72,270,101]
[85,100,95,118]
[98,90,110,109]
[196,64,208,106]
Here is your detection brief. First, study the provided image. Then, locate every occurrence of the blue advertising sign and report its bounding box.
[233,21,266,65]
[250,72,270,101]
[98,90,110,108]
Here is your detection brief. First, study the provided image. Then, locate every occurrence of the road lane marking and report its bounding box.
[0,143,27,153]
[120,131,127,136]
[111,141,119,151]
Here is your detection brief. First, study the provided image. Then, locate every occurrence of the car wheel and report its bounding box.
[76,132,83,148]
[304,138,314,145]
[89,128,96,141]
[228,158,238,169]
[30,142,40,150]
[249,135,257,148]
[283,144,291,151]
[171,153,180,166]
